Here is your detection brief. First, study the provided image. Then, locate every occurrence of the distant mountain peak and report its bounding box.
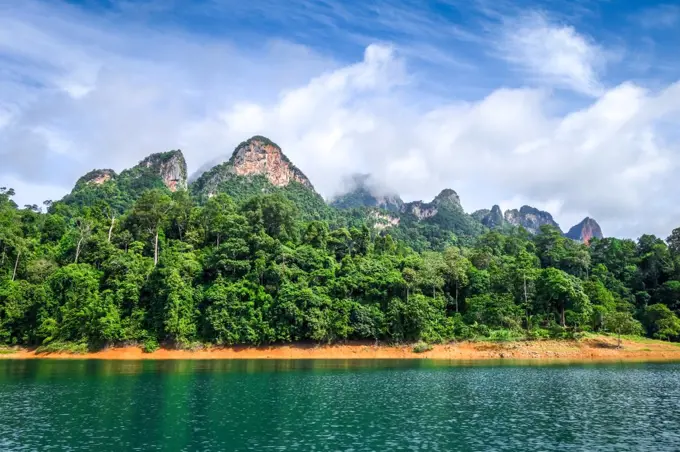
[190,136,320,204]
[137,150,187,192]
[228,136,313,189]
[566,217,603,243]
[504,205,561,234]
[433,188,461,207]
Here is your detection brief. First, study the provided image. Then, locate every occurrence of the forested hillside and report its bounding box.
[2,137,680,351]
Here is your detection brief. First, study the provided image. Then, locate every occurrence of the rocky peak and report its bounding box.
[504,205,561,234]
[139,150,188,192]
[433,189,461,207]
[401,200,438,220]
[77,169,117,186]
[565,217,603,243]
[229,136,313,188]
[477,204,504,229]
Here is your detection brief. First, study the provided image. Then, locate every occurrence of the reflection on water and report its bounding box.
[1,359,679,451]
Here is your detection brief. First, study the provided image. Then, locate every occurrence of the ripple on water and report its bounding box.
[0,360,679,451]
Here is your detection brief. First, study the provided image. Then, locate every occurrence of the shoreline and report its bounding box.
[3,336,680,362]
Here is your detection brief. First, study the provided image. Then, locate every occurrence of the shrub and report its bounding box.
[412,341,433,353]
[35,342,88,354]
[142,338,160,353]
[488,329,518,342]
[526,328,551,340]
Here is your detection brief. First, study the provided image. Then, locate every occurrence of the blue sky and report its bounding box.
[1,0,680,238]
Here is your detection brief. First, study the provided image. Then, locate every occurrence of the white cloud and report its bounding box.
[498,12,606,96]
[2,1,680,240]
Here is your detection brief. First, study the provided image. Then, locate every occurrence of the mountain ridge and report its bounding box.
[56,135,604,245]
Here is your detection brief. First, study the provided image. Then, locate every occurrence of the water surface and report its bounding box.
[1,359,679,451]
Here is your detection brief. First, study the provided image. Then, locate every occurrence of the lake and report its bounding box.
[1,359,679,451]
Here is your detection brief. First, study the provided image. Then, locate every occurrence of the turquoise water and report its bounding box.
[1,359,679,451]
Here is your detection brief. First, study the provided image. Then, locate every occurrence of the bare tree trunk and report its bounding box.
[1,245,6,266]
[561,304,566,327]
[455,284,459,313]
[524,273,529,330]
[108,215,115,242]
[216,233,220,248]
[12,250,20,281]
[75,237,84,263]
[154,229,159,266]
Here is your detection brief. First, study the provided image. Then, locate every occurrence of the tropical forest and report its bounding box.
[2,136,680,352]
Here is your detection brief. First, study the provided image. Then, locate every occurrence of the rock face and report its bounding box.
[368,209,401,230]
[230,137,312,188]
[402,200,438,219]
[504,205,561,234]
[192,136,315,198]
[433,189,461,207]
[139,150,187,192]
[565,217,603,243]
[473,205,504,229]
[330,174,403,212]
[401,189,462,219]
[78,169,117,186]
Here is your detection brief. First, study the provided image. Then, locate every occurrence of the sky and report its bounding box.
[1,0,680,238]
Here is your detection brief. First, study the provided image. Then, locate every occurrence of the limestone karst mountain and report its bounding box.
[189,136,328,219]
[57,136,604,248]
[60,150,187,211]
[565,217,604,243]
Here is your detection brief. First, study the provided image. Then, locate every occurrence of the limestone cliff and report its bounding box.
[504,205,561,234]
[473,205,504,229]
[137,150,188,192]
[230,137,312,188]
[77,169,117,187]
[401,189,462,219]
[402,200,438,219]
[62,151,188,212]
[368,209,401,230]
[565,217,603,243]
[433,189,461,207]
[192,136,315,198]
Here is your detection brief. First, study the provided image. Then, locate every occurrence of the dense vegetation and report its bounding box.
[2,177,680,351]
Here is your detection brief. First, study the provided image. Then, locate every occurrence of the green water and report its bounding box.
[1,360,680,451]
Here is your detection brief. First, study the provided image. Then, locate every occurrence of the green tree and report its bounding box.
[129,190,173,266]
[603,311,642,348]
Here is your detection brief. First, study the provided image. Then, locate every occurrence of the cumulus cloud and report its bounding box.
[497,12,607,96]
[2,1,680,240]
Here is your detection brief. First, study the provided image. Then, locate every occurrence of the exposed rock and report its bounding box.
[230,137,312,188]
[565,217,603,243]
[191,136,315,198]
[433,188,461,207]
[471,208,490,221]
[368,209,401,230]
[402,200,438,220]
[78,169,117,186]
[474,205,504,229]
[330,174,403,212]
[139,150,187,192]
[401,189,462,220]
[504,205,561,234]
